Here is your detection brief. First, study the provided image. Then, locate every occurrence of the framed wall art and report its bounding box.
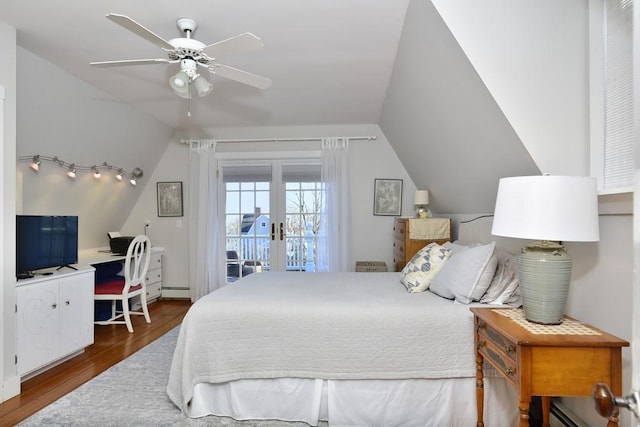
[373,178,403,216]
[157,181,183,217]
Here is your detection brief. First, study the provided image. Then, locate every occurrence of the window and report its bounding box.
[592,0,634,193]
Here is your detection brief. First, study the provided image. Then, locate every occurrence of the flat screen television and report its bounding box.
[16,215,78,278]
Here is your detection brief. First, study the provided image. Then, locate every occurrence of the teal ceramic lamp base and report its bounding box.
[518,242,573,325]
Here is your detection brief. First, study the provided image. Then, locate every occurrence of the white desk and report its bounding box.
[77,248,126,267]
[78,247,165,301]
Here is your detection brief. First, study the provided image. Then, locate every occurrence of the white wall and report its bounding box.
[379,0,540,215]
[0,18,19,402]
[123,124,415,288]
[431,0,590,176]
[16,47,175,249]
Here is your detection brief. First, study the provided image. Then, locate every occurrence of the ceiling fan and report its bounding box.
[90,13,272,99]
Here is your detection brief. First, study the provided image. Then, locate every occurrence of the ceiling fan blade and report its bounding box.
[106,13,175,50]
[209,64,272,89]
[90,58,172,67]
[203,33,264,59]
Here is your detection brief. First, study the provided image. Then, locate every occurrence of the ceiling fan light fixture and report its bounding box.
[192,74,213,97]
[170,70,191,98]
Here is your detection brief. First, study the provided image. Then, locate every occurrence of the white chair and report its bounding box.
[94,235,152,333]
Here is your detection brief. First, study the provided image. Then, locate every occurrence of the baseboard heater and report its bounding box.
[551,399,589,427]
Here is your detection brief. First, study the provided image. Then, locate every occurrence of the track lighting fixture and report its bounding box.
[18,155,143,186]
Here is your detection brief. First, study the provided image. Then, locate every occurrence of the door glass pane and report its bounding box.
[224,177,271,283]
[284,180,323,272]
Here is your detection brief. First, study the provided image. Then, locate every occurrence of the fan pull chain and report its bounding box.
[187,82,192,117]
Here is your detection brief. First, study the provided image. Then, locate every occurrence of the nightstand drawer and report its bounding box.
[477,320,517,361]
[478,337,517,386]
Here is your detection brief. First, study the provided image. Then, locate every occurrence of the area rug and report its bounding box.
[18,326,321,427]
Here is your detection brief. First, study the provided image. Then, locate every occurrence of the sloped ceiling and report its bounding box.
[0,1,409,133]
[2,0,549,216]
[380,0,539,214]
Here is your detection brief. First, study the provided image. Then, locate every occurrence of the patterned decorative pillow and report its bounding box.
[400,243,452,293]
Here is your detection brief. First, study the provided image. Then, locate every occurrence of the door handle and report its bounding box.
[271,223,275,241]
[593,383,640,420]
[279,222,284,241]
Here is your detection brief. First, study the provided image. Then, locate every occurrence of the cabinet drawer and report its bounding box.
[146,282,161,299]
[478,321,517,361]
[150,253,162,268]
[146,268,162,284]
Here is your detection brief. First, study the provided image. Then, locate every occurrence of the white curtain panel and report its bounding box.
[188,141,223,301]
[318,137,352,272]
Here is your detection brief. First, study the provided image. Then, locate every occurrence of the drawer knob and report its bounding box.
[504,345,515,354]
[504,367,515,376]
[477,340,485,349]
[477,321,486,331]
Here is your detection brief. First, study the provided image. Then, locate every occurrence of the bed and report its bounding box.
[167,216,527,426]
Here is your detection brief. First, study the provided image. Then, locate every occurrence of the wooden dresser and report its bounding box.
[471,307,629,427]
[393,217,451,271]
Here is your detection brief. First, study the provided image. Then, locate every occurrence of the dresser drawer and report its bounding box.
[393,220,406,240]
[393,239,405,259]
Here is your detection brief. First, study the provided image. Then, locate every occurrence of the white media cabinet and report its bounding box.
[16,266,95,378]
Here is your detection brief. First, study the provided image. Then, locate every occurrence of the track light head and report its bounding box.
[66,164,77,179]
[30,155,41,172]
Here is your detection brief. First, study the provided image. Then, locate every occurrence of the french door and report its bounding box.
[221,159,322,282]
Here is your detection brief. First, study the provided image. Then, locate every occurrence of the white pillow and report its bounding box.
[480,250,520,304]
[429,241,497,304]
[400,243,452,293]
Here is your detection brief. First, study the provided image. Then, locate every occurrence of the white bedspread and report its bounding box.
[167,272,479,413]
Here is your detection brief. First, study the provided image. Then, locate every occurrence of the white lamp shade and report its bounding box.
[491,175,599,242]
[414,190,429,205]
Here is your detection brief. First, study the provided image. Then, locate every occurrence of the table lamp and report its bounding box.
[491,175,599,324]
[414,190,430,218]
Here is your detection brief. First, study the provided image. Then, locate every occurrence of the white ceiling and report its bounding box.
[0,1,409,133]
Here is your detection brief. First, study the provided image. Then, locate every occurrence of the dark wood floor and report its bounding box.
[0,298,192,426]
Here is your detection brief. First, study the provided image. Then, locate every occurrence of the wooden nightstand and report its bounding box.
[471,307,629,427]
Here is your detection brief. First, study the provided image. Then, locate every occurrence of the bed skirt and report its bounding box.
[188,376,518,426]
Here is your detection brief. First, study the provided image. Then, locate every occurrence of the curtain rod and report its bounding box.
[180,135,377,144]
